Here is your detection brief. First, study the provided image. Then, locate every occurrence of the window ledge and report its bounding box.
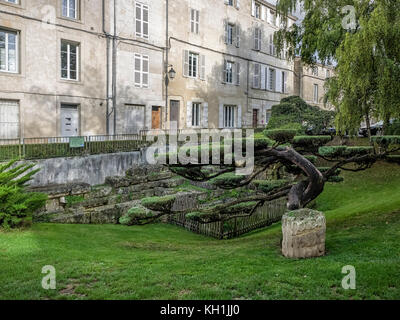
[0,1,24,9]
[59,78,83,85]
[0,71,23,78]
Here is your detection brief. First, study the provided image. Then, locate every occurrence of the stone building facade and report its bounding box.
[0,0,333,139]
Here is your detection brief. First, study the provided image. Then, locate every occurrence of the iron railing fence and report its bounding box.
[0,134,150,161]
[167,197,287,239]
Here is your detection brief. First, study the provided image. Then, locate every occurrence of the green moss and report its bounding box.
[65,195,85,207]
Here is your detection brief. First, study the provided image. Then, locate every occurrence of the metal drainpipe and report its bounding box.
[112,0,117,135]
[102,0,110,135]
[165,0,169,130]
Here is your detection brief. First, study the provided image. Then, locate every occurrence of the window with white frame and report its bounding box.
[224,60,233,84]
[268,68,276,91]
[223,105,235,128]
[0,100,20,139]
[269,34,276,56]
[227,0,234,6]
[254,27,261,51]
[0,29,18,73]
[190,9,199,34]
[313,84,319,103]
[326,69,331,78]
[136,2,149,39]
[255,3,261,19]
[227,23,234,45]
[312,66,318,76]
[192,103,201,127]
[189,52,198,78]
[134,53,149,88]
[265,110,271,124]
[3,0,19,4]
[61,40,79,81]
[62,0,78,20]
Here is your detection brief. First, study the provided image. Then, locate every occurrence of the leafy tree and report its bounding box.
[275,0,400,136]
[0,160,47,229]
[267,96,335,134]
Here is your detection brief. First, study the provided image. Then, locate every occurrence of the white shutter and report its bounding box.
[251,0,256,16]
[222,59,227,83]
[254,28,258,50]
[236,62,240,85]
[235,0,240,9]
[276,69,282,92]
[183,50,189,77]
[224,20,228,44]
[142,55,149,88]
[267,9,272,24]
[235,25,240,48]
[0,100,20,139]
[261,5,266,21]
[187,101,192,127]
[253,63,260,89]
[219,104,224,128]
[200,54,206,80]
[266,66,270,90]
[143,4,149,39]
[237,105,242,128]
[261,66,266,90]
[224,0,229,4]
[134,54,142,87]
[202,103,209,128]
[196,10,199,34]
[284,71,288,93]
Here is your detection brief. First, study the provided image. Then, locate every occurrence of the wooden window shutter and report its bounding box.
[219,104,224,128]
[200,54,206,80]
[183,50,189,77]
[186,101,192,127]
[223,59,227,83]
[235,25,240,48]
[253,63,260,89]
[235,0,240,10]
[236,62,240,85]
[261,66,266,90]
[251,0,256,16]
[237,105,242,128]
[202,103,209,128]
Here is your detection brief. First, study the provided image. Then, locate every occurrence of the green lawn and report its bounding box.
[1,162,400,300]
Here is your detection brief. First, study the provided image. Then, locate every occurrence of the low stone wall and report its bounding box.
[23,150,146,187]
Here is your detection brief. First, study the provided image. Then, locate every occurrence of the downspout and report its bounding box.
[102,0,111,135]
[112,0,117,134]
[165,0,169,129]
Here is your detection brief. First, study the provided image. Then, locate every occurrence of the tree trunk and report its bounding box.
[281,209,326,259]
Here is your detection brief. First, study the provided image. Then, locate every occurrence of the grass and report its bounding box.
[0,162,400,300]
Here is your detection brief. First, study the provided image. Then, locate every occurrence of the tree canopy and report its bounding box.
[275,0,400,135]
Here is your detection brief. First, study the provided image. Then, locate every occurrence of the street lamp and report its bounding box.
[168,67,176,80]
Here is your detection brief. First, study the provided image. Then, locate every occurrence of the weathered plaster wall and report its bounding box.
[25,151,146,187]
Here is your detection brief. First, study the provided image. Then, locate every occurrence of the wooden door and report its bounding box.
[151,106,161,129]
[252,109,259,128]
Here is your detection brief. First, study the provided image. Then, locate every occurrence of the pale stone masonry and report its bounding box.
[0,0,333,139]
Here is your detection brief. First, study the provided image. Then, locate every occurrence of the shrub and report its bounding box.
[119,207,155,226]
[266,96,335,134]
[141,195,176,212]
[264,129,297,144]
[0,160,47,229]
